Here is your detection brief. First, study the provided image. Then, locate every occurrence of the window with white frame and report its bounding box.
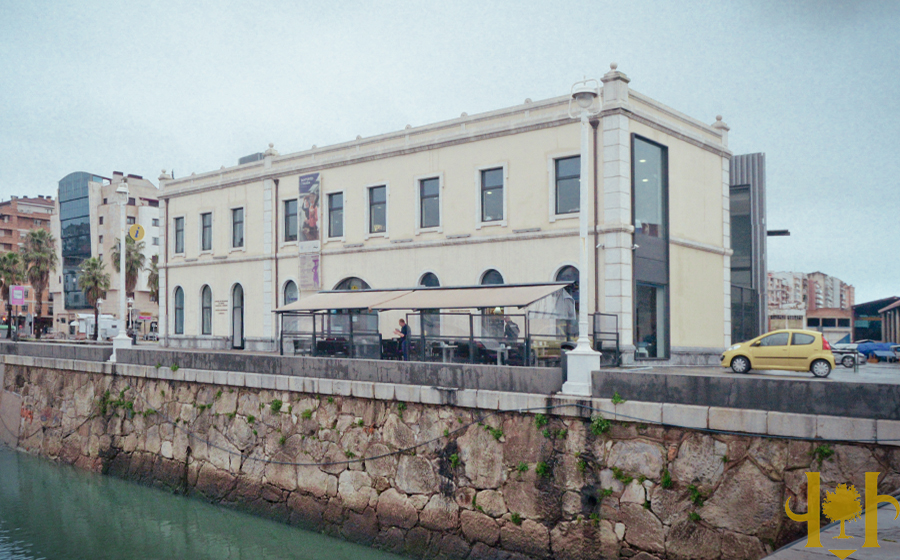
[555,156,580,215]
[328,193,343,238]
[200,212,212,251]
[368,186,386,234]
[284,199,298,242]
[480,168,504,222]
[419,177,440,229]
[232,207,244,248]
[174,287,184,334]
[201,285,212,335]
[174,217,184,253]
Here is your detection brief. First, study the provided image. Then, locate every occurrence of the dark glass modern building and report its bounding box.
[58,172,106,310]
[729,153,767,342]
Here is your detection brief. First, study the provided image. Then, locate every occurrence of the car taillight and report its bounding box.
[822,338,831,350]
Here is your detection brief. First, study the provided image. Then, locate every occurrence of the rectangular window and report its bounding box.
[127,197,136,206]
[284,199,298,242]
[152,218,159,227]
[822,318,837,327]
[369,186,386,234]
[838,318,850,327]
[807,318,821,327]
[99,235,103,244]
[174,217,184,253]
[635,283,666,359]
[201,212,212,251]
[232,208,244,248]
[634,138,666,238]
[152,237,159,246]
[555,156,580,214]
[328,193,343,238]
[419,177,440,228]
[99,217,104,225]
[126,216,136,225]
[481,168,503,222]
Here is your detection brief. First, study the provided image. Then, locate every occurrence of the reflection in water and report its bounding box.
[0,446,405,560]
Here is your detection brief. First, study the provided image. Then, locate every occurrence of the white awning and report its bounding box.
[274,290,412,313]
[370,284,567,310]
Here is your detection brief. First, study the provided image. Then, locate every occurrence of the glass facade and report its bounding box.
[59,172,101,310]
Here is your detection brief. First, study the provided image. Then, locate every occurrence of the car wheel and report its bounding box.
[841,355,855,368]
[731,356,751,374]
[811,359,832,378]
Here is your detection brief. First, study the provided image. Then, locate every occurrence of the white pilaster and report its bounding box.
[713,118,732,348]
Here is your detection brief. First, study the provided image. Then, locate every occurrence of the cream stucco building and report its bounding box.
[159,65,733,363]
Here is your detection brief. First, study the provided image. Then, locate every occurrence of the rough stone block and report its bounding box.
[227,371,246,387]
[350,381,375,399]
[615,400,662,424]
[333,380,352,396]
[373,383,395,402]
[817,415,875,442]
[274,375,290,392]
[420,386,443,405]
[877,420,900,447]
[393,384,420,404]
[708,407,767,435]
[662,403,708,429]
[456,389,478,409]
[767,412,816,439]
[475,390,501,410]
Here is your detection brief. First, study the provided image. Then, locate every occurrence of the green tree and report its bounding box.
[21,229,59,338]
[77,257,110,341]
[147,255,159,304]
[0,252,23,339]
[111,236,146,298]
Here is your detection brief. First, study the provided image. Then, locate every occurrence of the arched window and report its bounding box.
[555,265,579,311]
[284,280,299,305]
[174,287,184,335]
[201,285,212,335]
[335,277,371,290]
[419,273,440,287]
[480,269,504,285]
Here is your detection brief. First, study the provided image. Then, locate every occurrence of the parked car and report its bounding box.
[831,343,867,368]
[721,329,835,377]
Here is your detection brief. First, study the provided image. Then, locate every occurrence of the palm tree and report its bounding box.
[77,257,110,341]
[0,252,23,339]
[111,236,146,297]
[22,229,59,338]
[147,255,159,303]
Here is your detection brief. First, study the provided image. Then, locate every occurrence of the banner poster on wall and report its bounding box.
[299,254,320,291]
[298,173,321,254]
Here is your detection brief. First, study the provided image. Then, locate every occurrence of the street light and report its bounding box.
[112,180,132,359]
[562,78,602,396]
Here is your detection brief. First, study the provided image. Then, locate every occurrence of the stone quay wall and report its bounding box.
[4,357,900,560]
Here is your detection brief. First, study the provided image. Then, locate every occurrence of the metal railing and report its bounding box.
[279,311,381,359]
[592,312,620,367]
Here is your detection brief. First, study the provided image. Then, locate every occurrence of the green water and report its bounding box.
[0,446,405,560]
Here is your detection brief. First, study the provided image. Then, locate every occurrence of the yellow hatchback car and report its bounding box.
[721,329,836,377]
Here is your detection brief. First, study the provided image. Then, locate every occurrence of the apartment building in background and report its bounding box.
[50,172,161,337]
[767,270,854,343]
[159,65,734,364]
[0,195,56,333]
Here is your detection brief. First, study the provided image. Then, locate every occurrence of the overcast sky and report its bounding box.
[1,0,897,302]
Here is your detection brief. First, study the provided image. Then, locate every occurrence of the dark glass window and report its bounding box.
[335,277,371,290]
[420,178,440,228]
[556,265,579,311]
[481,269,504,285]
[174,287,184,335]
[555,156,580,214]
[759,332,790,346]
[232,208,244,248]
[792,333,815,346]
[481,168,503,222]
[633,139,666,238]
[126,216,136,225]
[635,283,666,358]
[201,213,212,251]
[822,318,837,327]
[174,217,184,253]
[284,199,298,242]
[283,281,299,305]
[420,273,440,287]
[328,193,343,238]
[807,318,821,327]
[369,186,386,233]
[838,318,850,327]
[201,285,212,335]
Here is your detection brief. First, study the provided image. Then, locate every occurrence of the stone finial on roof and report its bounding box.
[712,115,730,147]
[264,143,280,157]
[158,169,172,181]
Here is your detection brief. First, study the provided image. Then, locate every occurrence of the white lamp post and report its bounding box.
[112,181,132,359]
[561,78,602,396]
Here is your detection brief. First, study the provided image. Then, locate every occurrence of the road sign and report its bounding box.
[9,286,25,306]
[128,224,145,242]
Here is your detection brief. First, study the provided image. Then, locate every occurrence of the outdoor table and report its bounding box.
[438,341,458,363]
